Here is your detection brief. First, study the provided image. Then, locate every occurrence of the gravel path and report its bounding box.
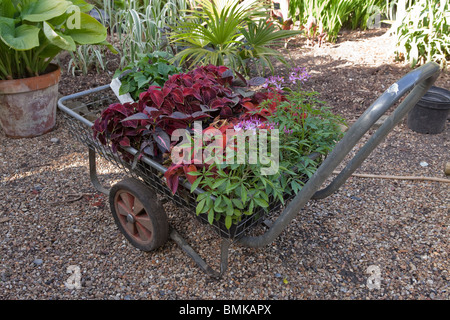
[1,29,448,301]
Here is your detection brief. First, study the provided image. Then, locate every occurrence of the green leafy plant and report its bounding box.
[394,0,449,68]
[67,43,110,75]
[268,91,345,185]
[114,51,182,101]
[169,0,301,75]
[190,92,345,230]
[0,0,113,80]
[111,0,189,68]
[192,149,284,229]
[289,0,385,43]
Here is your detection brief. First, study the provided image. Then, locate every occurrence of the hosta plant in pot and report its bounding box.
[0,0,112,138]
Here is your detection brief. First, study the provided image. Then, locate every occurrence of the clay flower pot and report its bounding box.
[0,64,61,138]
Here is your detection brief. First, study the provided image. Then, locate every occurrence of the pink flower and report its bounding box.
[289,67,310,85]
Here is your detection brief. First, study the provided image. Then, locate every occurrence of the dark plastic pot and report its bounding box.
[407,86,450,134]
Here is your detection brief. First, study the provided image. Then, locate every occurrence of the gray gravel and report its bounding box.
[1,31,449,301]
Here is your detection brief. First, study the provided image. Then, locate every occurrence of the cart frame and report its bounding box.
[58,62,441,278]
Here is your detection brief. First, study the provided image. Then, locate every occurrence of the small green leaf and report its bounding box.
[225,215,232,229]
[253,197,268,208]
[196,198,206,215]
[0,19,40,51]
[190,176,202,193]
[135,72,149,89]
[0,0,16,18]
[208,210,214,225]
[212,178,227,189]
[226,205,234,216]
[232,198,244,209]
[67,0,94,12]
[248,200,254,215]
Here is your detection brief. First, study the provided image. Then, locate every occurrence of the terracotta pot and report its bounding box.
[0,64,61,138]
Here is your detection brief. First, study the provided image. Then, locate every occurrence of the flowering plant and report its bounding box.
[179,67,344,230]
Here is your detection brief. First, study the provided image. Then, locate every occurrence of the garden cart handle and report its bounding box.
[238,61,441,248]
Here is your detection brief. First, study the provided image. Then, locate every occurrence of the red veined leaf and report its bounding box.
[148,88,165,108]
[121,112,149,122]
[171,88,184,104]
[153,129,171,153]
[119,136,130,147]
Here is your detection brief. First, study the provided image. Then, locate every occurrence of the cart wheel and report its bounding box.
[109,178,168,252]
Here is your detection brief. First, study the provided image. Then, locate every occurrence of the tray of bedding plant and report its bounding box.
[58,64,345,248]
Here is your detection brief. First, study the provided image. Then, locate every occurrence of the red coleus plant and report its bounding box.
[92,101,171,163]
[92,64,282,194]
[137,65,245,131]
[164,162,202,195]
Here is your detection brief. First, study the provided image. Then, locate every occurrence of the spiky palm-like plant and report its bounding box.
[169,0,301,75]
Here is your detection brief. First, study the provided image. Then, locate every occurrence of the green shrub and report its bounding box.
[289,0,385,42]
[114,51,182,101]
[394,0,449,68]
[169,0,301,75]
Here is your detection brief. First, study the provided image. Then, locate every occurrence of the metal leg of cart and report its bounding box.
[170,228,231,279]
[88,147,110,196]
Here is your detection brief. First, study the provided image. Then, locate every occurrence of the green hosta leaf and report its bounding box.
[0,18,39,50]
[226,205,234,216]
[43,21,76,51]
[21,0,72,22]
[67,0,94,12]
[0,0,16,19]
[64,12,107,45]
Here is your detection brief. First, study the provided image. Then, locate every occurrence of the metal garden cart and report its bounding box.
[58,62,441,278]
